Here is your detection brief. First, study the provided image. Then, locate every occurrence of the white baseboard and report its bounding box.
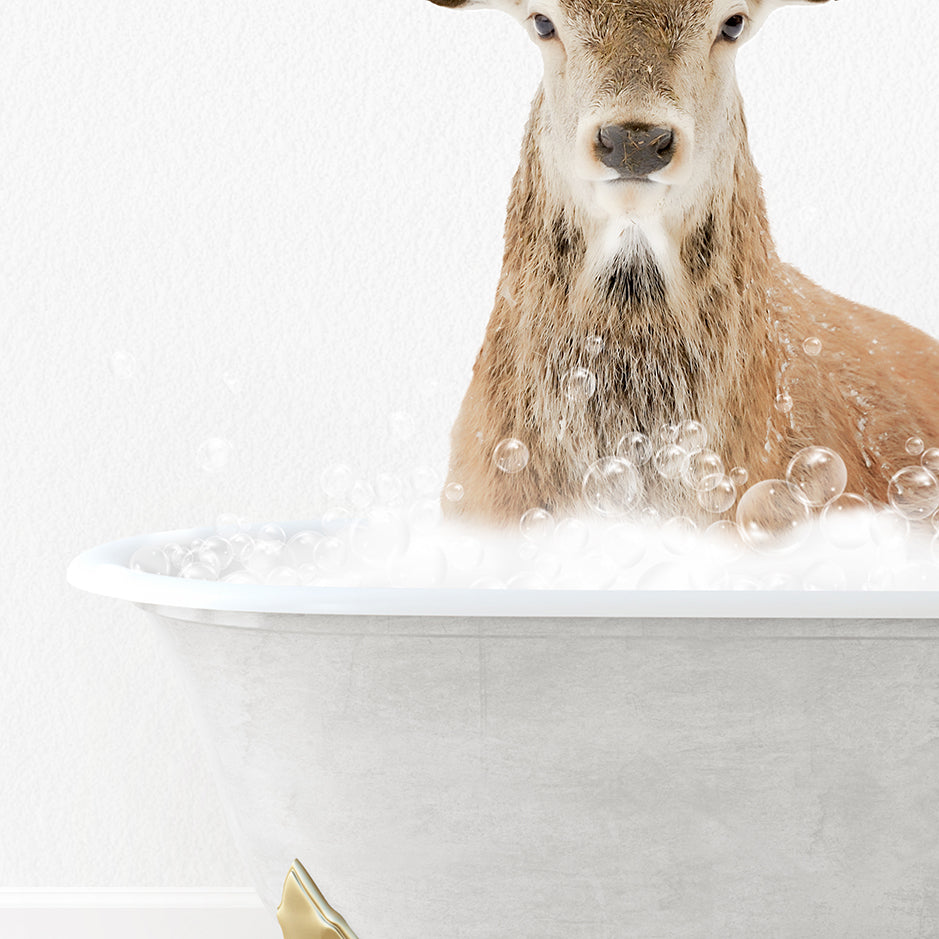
[0,891,282,939]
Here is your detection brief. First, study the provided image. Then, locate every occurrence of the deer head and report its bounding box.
[428,0,832,267]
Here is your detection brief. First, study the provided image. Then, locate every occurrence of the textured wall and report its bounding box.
[2,0,937,889]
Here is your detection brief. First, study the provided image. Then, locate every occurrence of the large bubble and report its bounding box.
[736,479,812,554]
[888,465,939,521]
[786,446,847,507]
[582,456,643,517]
[493,438,530,474]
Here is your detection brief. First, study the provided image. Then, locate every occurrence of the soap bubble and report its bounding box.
[221,368,242,396]
[662,516,698,555]
[677,420,708,454]
[616,431,653,466]
[905,436,925,457]
[347,479,376,512]
[736,479,812,554]
[704,520,745,563]
[321,464,353,500]
[313,536,347,573]
[444,482,465,503]
[266,566,301,586]
[257,524,286,545]
[350,508,410,564]
[729,466,749,487]
[888,466,939,520]
[656,423,680,444]
[820,493,872,549]
[493,438,530,474]
[786,446,847,507]
[637,561,692,590]
[162,542,188,573]
[582,456,643,517]
[653,444,688,480]
[685,450,724,492]
[584,335,604,358]
[129,546,170,575]
[774,393,793,414]
[286,530,323,567]
[922,448,939,474]
[198,437,232,474]
[559,552,618,590]
[562,367,597,402]
[109,348,137,379]
[322,506,352,527]
[803,337,822,356]
[697,476,737,514]
[243,538,284,577]
[520,507,555,543]
[197,535,234,573]
[507,571,550,590]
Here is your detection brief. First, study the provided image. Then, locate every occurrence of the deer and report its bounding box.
[427,0,939,527]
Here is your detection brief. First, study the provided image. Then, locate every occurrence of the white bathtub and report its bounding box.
[69,525,939,938]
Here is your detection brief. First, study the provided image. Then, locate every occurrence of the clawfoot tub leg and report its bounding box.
[277,859,361,939]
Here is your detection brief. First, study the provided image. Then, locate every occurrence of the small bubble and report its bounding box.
[221,368,242,395]
[444,482,465,502]
[109,348,137,379]
[520,507,555,543]
[729,466,749,487]
[697,475,737,513]
[774,393,793,414]
[409,497,441,531]
[257,523,286,544]
[677,420,708,454]
[786,446,847,507]
[562,366,597,402]
[888,465,939,520]
[129,546,170,575]
[493,438,530,474]
[802,337,822,357]
[197,535,234,572]
[685,450,724,492]
[198,437,232,474]
[656,423,680,444]
[616,431,653,466]
[321,464,354,500]
[179,562,218,581]
[348,479,376,512]
[906,436,925,456]
[222,570,260,585]
[735,479,811,554]
[653,444,688,480]
[313,536,347,573]
[286,530,323,567]
[584,335,604,358]
[582,456,644,517]
[922,448,939,474]
[552,517,590,554]
[375,473,407,506]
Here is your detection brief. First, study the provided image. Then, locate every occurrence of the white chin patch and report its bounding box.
[599,213,675,282]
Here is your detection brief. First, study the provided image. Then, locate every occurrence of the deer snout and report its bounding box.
[595,123,676,179]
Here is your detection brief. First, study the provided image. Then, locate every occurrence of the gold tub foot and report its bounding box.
[277,859,360,939]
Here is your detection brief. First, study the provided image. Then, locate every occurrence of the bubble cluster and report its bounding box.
[139,428,939,591]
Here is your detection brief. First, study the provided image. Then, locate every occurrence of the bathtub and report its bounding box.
[69,524,939,938]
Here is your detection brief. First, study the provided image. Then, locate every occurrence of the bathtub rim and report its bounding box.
[67,525,939,620]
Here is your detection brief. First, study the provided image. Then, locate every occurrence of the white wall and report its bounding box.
[2,0,937,899]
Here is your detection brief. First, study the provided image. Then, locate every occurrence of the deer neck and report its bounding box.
[489,90,780,465]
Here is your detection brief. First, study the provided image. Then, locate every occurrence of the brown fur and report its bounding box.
[432,0,939,525]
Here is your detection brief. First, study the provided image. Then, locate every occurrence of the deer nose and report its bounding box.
[595,123,676,178]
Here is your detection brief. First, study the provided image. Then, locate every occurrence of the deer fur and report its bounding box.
[429,0,939,525]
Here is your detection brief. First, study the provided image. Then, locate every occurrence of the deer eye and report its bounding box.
[532,14,557,39]
[720,14,745,42]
